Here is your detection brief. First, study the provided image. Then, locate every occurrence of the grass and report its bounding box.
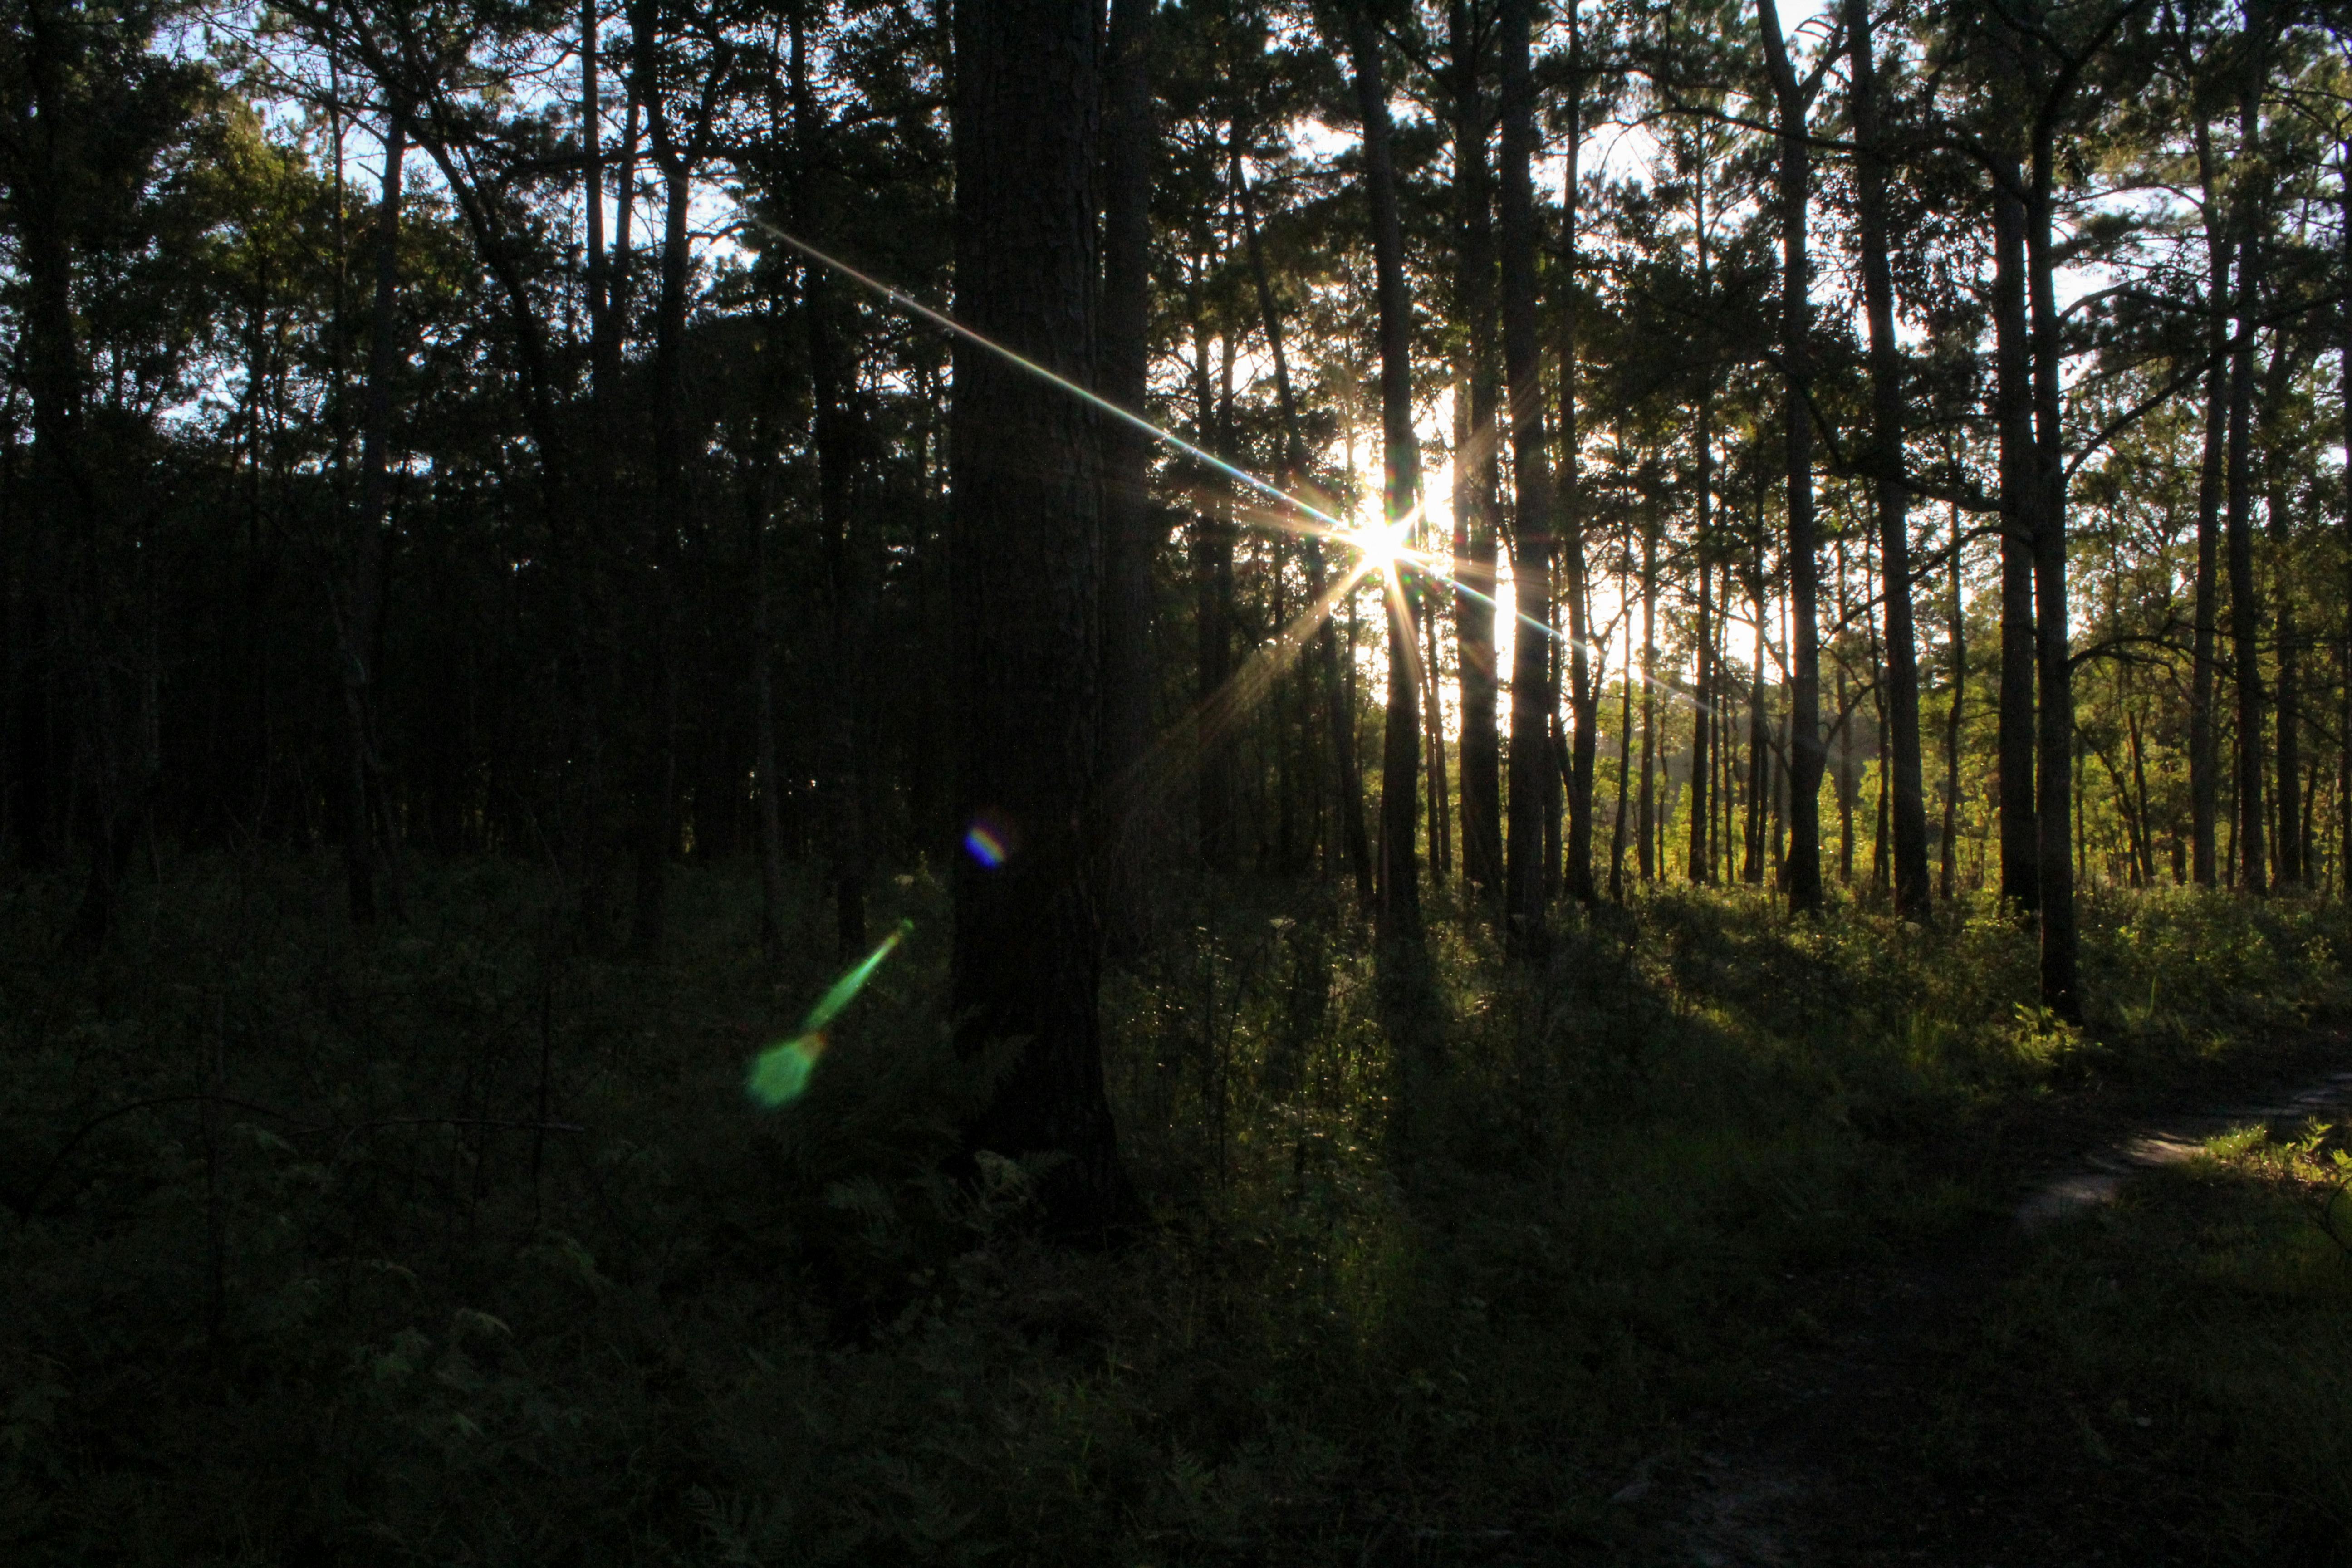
[1894,1121,2352,1565]
[0,853,2346,1564]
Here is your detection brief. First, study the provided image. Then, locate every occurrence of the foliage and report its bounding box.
[1,860,2343,1563]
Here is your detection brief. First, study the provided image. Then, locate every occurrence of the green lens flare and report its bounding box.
[745,919,914,1108]
[747,1034,824,1107]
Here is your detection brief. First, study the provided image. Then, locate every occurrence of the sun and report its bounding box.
[1345,514,1419,582]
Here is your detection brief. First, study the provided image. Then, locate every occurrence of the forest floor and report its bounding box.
[5,858,2352,1565]
[1657,1028,2352,1568]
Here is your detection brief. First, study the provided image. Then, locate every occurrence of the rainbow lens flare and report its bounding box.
[963,822,1009,868]
[745,919,914,1108]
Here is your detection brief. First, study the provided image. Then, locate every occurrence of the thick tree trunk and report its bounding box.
[1499,0,1551,954]
[1756,0,1823,913]
[949,0,1131,1236]
[1993,171,2040,916]
[1449,0,1503,904]
[1847,0,1927,918]
[1348,9,1423,936]
[1098,0,1156,954]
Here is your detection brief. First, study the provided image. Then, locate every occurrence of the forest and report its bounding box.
[3,0,2352,1559]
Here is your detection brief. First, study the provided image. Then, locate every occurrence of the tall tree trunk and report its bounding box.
[791,3,868,958]
[2224,99,2269,897]
[1499,0,1551,953]
[1098,0,1157,955]
[1993,169,2040,916]
[1557,0,1597,906]
[21,1,131,952]
[1745,520,1767,885]
[1637,507,1656,881]
[1756,0,1823,913]
[1235,164,1370,901]
[2338,136,2351,898]
[748,458,787,965]
[2026,118,2079,1018]
[949,0,1130,1236]
[1847,0,1927,918]
[1449,0,1503,904]
[338,95,407,926]
[1347,9,1423,936]
[2263,340,2300,888]
[1689,413,1714,884]
[1941,504,1965,902]
[2188,114,2230,887]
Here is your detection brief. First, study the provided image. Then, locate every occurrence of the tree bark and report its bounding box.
[2188,113,2230,887]
[1448,0,1503,904]
[2026,114,2079,1018]
[1756,0,1824,913]
[1558,0,1598,906]
[1347,8,1423,936]
[2223,64,2269,897]
[791,1,869,958]
[1499,0,1551,954]
[1941,505,1965,901]
[949,0,1131,1237]
[337,93,408,926]
[1235,164,1371,900]
[1846,0,1927,918]
[2262,339,2299,887]
[1098,0,1156,955]
[1991,169,2040,917]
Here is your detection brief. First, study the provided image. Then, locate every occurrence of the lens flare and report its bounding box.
[963,822,1009,868]
[746,919,915,1108]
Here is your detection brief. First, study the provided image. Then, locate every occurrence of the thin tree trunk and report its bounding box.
[1756,0,1823,913]
[1993,168,2040,915]
[1499,0,1552,952]
[1449,0,1503,903]
[791,3,867,958]
[1557,0,1597,906]
[749,458,786,964]
[1689,411,1714,884]
[338,94,407,926]
[2189,113,2231,886]
[1847,0,1926,917]
[1941,504,1965,902]
[2264,341,2300,887]
[1098,0,1156,954]
[2027,116,2080,1018]
[1746,524,1767,885]
[1235,163,1370,901]
[2224,164,2267,896]
[1348,9,1423,936]
[1637,508,1656,882]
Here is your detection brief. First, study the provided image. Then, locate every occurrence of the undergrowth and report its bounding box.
[0,855,2343,1563]
[1922,1120,2352,1563]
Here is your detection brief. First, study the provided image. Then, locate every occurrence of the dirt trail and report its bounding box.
[1655,1049,2352,1568]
